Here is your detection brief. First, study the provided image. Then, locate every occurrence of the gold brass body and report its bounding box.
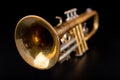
[14,8,99,70]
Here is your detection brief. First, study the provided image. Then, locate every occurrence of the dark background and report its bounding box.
[0,0,120,80]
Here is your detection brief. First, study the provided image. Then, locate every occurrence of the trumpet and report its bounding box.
[14,8,99,70]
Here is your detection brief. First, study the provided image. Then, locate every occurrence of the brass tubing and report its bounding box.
[55,10,99,39]
[76,25,84,55]
[58,10,98,61]
[78,24,88,52]
[73,27,82,55]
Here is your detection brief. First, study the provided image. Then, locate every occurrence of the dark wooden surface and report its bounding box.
[0,0,119,80]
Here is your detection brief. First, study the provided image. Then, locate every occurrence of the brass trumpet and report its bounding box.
[14,8,99,70]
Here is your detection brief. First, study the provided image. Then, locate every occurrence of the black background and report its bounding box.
[0,0,120,80]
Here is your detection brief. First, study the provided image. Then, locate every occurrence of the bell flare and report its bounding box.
[14,15,60,70]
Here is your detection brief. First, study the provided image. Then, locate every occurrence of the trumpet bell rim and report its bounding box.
[14,15,60,70]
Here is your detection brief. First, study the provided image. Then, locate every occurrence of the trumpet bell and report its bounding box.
[14,15,60,70]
